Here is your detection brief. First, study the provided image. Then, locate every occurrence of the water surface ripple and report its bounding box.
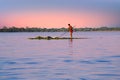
[0,32,120,80]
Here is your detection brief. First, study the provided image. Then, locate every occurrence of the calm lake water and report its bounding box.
[0,32,120,80]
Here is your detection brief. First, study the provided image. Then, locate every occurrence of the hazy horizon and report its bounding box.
[0,0,120,28]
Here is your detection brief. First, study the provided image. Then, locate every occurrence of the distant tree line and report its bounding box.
[0,26,120,32]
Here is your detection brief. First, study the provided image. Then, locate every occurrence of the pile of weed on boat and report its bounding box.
[29,36,88,40]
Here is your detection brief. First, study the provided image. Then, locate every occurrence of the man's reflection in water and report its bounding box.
[68,39,73,55]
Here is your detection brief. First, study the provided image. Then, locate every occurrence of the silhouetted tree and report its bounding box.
[0,26,120,32]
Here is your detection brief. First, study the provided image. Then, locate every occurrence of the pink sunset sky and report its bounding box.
[0,0,120,28]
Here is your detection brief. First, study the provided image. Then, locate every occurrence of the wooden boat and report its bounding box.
[29,36,88,40]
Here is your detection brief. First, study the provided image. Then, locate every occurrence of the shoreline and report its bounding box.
[0,31,120,33]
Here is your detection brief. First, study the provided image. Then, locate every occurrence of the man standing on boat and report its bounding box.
[68,24,73,39]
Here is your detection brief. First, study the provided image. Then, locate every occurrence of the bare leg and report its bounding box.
[70,32,72,39]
